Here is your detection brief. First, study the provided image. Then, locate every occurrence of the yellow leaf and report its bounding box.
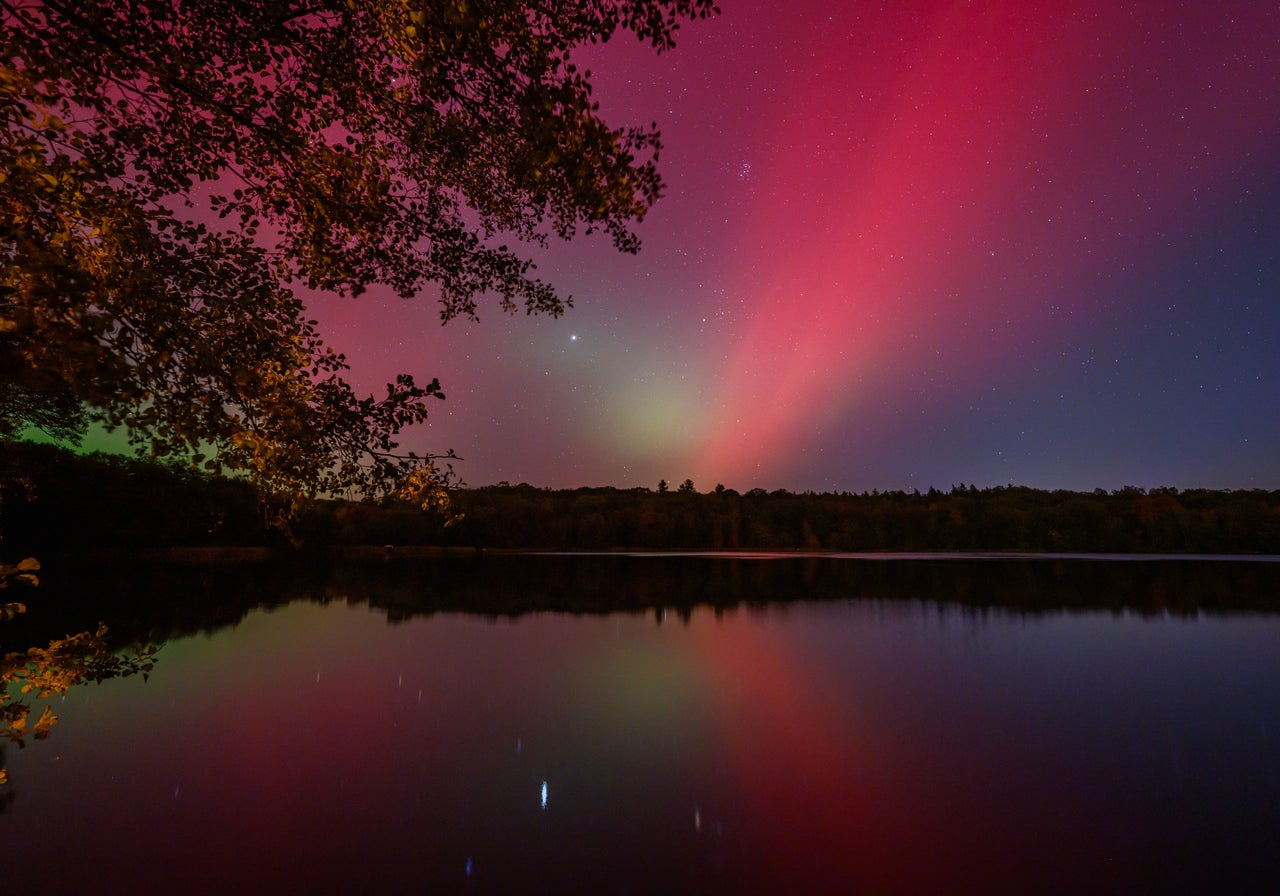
[34,705,57,738]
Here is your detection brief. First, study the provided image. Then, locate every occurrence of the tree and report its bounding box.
[1,0,717,513]
[0,377,85,444]
[1,617,159,793]
[678,478,695,493]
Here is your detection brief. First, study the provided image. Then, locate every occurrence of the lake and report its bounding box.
[4,553,1280,894]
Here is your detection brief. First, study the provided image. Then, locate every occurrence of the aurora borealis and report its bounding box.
[229,1,1280,491]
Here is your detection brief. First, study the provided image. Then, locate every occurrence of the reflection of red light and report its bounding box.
[693,616,911,891]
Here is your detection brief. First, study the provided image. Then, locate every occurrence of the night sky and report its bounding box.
[107,1,1280,492]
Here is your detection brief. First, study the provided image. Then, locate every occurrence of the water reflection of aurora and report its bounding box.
[4,555,1280,893]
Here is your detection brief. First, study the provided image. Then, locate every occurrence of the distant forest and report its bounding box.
[3,441,1279,555]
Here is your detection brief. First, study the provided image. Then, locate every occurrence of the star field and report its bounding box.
[302,0,1280,492]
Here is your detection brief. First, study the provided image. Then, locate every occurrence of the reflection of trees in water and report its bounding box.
[1,620,160,798]
[21,555,1280,651]
[1,553,1274,802]
[311,555,1280,622]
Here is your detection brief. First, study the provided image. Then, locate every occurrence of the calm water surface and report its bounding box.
[3,555,1279,894]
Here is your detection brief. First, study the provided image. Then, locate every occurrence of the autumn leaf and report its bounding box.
[1,0,717,516]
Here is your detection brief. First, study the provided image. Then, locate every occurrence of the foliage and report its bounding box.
[1,620,160,787]
[1,543,159,791]
[0,378,85,444]
[394,461,456,518]
[0,556,38,591]
[1,0,717,507]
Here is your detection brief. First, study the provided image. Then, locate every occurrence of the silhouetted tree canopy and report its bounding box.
[0,0,716,513]
[0,377,85,444]
[7,443,1280,556]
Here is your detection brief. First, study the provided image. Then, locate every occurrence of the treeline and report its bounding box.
[0,440,272,553]
[368,481,1280,554]
[4,441,1280,554]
